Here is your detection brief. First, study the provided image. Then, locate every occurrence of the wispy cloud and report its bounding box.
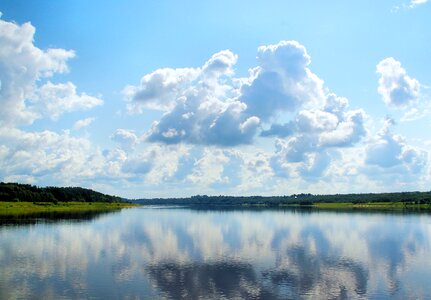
[410,0,428,7]
[73,117,95,130]
[392,0,429,11]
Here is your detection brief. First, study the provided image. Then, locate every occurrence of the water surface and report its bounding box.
[1,207,430,299]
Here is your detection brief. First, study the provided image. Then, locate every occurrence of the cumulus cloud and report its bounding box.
[122,40,368,183]
[111,129,139,149]
[298,151,332,180]
[319,109,366,148]
[121,155,153,176]
[376,57,420,108]
[131,49,259,146]
[264,95,366,180]
[242,41,325,121]
[201,50,238,79]
[0,127,94,181]
[365,118,427,176]
[0,17,102,126]
[35,81,102,120]
[2,12,426,195]
[126,40,363,148]
[186,148,230,185]
[123,67,199,112]
[146,97,260,146]
[0,125,187,188]
[270,139,335,180]
[123,50,238,114]
[0,15,109,187]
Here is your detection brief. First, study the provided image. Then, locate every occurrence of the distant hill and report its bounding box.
[134,191,431,207]
[0,182,125,203]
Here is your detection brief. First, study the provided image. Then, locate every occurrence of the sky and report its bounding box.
[0,0,430,198]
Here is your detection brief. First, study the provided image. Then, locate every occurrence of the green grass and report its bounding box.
[313,202,431,210]
[0,201,137,216]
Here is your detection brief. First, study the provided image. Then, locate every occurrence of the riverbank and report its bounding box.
[0,201,137,216]
[302,202,431,210]
[193,202,431,210]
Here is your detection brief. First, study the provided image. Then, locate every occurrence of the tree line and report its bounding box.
[135,191,431,207]
[0,182,125,203]
[2,181,430,206]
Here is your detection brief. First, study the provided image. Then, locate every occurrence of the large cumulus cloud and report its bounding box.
[122,40,369,182]
[0,16,102,127]
[126,48,259,146]
[125,40,365,152]
[0,15,104,187]
[242,40,325,120]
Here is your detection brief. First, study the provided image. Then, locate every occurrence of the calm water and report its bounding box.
[1,207,431,299]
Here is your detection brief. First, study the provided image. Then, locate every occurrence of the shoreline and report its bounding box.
[2,201,430,216]
[0,201,137,216]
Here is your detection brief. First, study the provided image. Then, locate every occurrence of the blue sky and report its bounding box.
[0,0,430,198]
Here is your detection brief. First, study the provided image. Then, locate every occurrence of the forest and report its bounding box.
[0,182,125,203]
[2,181,431,207]
[136,191,431,207]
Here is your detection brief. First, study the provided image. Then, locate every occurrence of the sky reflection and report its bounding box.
[1,208,430,299]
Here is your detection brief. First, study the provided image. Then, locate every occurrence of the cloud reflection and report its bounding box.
[0,208,430,299]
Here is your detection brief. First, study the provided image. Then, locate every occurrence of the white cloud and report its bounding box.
[186,148,230,185]
[365,125,404,168]
[127,41,365,149]
[364,118,428,184]
[125,49,258,146]
[121,155,152,176]
[270,139,334,180]
[241,40,325,121]
[139,143,190,185]
[202,50,238,79]
[123,67,199,112]
[122,40,369,185]
[0,19,72,126]
[0,126,185,188]
[319,109,367,147]
[409,0,428,7]
[298,151,331,180]
[111,129,139,149]
[264,94,366,180]
[0,15,112,188]
[0,12,428,196]
[0,127,94,181]
[142,62,260,146]
[35,81,102,120]
[392,0,428,11]
[0,17,102,126]
[376,57,420,108]
[73,117,95,130]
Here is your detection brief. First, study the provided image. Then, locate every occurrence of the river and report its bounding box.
[1,207,430,299]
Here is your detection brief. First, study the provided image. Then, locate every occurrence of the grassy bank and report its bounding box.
[0,201,137,216]
[312,202,431,210]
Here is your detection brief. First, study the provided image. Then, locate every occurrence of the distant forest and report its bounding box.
[136,191,431,207]
[0,182,125,203]
[2,181,431,206]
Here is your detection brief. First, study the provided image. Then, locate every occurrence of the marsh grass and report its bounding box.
[0,201,137,216]
[313,202,431,210]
